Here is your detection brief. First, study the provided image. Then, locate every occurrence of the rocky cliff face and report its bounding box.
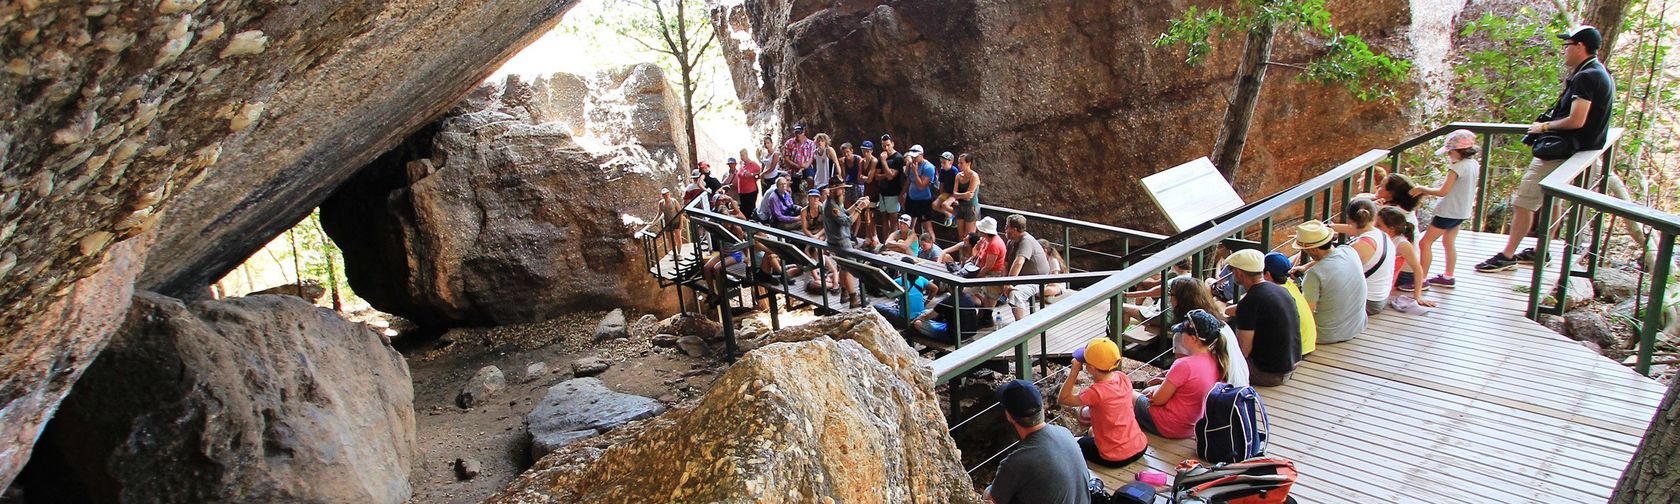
[0,0,574,488]
[713,0,1455,227]
[319,65,687,326]
[488,310,980,503]
[13,292,416,503]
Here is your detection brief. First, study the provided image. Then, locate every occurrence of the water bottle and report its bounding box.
[1137,469,1170,486]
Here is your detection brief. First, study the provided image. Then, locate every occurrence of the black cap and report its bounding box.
[793,122,806,132]
[995,380,1043,419]
[1557,25,1602,53]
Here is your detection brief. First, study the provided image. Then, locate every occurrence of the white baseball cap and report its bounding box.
[907,145,924,156]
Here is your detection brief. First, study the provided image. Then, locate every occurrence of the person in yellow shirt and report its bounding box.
[1265,252,1316,356]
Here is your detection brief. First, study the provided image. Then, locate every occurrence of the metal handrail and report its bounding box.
[930,149,1390,384]
[977,203,1168,243]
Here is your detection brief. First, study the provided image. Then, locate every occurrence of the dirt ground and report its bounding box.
[399,310,723,504]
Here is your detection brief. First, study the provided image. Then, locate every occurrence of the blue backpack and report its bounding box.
[1196,383,1269,464]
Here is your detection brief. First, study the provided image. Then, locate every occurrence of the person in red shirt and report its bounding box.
[967,216,1008,306]
[733,151,761,213]
[1058,337,1149,467]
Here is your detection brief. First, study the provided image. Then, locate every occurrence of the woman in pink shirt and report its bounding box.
[1133,309,1230,439]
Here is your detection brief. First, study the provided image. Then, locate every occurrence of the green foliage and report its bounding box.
[1455,8,1568,122]
[553,0,738,121]
[1152,0,1409,101]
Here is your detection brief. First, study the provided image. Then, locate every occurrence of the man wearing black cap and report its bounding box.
[781,123,816,192]
[988,380,1090,504]
[1479,25,1615,272]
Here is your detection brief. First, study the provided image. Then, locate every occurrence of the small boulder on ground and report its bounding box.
[1594,267,1642,302]
[1555,277,1596,311]
[676,335,708,358]
[651,333,679,348]
[1564,311,1619,351]
[251,280,329,303]
[521,362,549,383]
[571,356,610,377]
[631,313,659,338]
[654,313,721,342]
[527,378,666,460]
[458,365,507,409]
[455,458,482,481]
[594,309,630,342]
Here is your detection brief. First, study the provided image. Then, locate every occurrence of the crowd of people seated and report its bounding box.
[660,121,1488,503]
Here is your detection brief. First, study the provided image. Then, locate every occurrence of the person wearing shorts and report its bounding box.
[875,135,906,240]
[1002,214,1051,323]
[1478,25,1614,272]
[903,144,937,235]
[1411,129,1478,288]
[952,153,982,237]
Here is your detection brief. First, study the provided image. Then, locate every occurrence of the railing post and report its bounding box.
[1587,147,1613,280]
[1527,194,1556,320]
[1474,134,1493,232]
[1015,340,1032,380]
[1340,177,1354,211]
[1363,164,1375,192]
[1321,188,1333,222]
[1304,194,1315,222]
[1108,293,1123,342]
[952,280,963,348]
[1261,217,1274,251]
[1064,225,1073,271]
[1636,232,1674,377]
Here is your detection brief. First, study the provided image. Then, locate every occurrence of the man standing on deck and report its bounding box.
[904,145,937,236]
[781,123,817,192]
[1477,25,1614,272]
[877,134,907,241]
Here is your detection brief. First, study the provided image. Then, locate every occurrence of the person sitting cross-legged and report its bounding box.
[1290,220,1368,344]
[1058,337,1149,468]
[1223,249,1301,387]
[987,380,1091,504]
[874,257,939,328]
[1134,309,1230,439]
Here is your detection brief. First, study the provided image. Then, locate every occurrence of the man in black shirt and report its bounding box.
[875,134,907,241]
[1479,25,1615,272]
[1226,249,1301,387]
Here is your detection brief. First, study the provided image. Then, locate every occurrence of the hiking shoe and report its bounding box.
[1425,274,1456,289]
[1512,247,1548,264]
[1397,282,1425,293]
[1475,253,1517,272]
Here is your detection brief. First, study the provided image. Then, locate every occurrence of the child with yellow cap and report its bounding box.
[1057,337,1148,467]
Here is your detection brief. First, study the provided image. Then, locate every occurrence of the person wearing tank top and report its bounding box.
[812,133,837,191]
[1331,198,1396,316]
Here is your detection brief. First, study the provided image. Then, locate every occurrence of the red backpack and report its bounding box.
[1170,457,1297,504]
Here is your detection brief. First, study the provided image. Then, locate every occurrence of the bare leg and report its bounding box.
[1442,228,1460,277]
[1417,226,1443,277]
[1502,208,1535,257]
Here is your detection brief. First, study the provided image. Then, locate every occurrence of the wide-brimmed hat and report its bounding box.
[977,217,998,235]
[1293,220,1335,249]
[1436,129,1477,155]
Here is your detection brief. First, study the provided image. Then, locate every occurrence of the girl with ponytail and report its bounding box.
[1133,309,1228,439]
[1332,197,1396,315]
[1378,206,1436,308]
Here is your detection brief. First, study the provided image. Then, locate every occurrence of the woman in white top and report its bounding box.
[1331,197,1395,315]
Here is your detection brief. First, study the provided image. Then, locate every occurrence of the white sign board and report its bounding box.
[1140,157,1245,233]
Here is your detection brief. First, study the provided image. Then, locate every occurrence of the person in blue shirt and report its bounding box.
[874,257,938,328]
[903,145,938,236]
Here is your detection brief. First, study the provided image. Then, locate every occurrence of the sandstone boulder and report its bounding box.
[593,309,629,342]
[458,365,508,409]
[16,292,415,503]
[571,357,611,377]
[251,280,328,304]
[320,66,690,326]
[714,0,1442,227]
[0,0,575,486]
[527,378,666,460]
[490,310,978,503]
[654,312,724,341]
[676,335,710,358]
[1594,266,1642,302]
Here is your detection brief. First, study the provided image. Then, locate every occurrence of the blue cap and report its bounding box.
[726,157,737,164]
[861,140,874,150]
[995,379,1043,419]
[1263,252,1293,282]
[806,189,820,197]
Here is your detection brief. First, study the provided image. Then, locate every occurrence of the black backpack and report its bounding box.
[1196,384,1269,464]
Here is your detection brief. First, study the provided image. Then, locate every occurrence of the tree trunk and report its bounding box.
[316,213,343,311]
[1211,19,1277,180]
[1585,0,1633,60]
[1612,375,1680,502]
[287,227,303,298]
[683,74,699,169]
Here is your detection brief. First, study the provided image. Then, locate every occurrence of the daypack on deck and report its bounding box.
[1170,457,1297,504]
[1195,383,1268,464]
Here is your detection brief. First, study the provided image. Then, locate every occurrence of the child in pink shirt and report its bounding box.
[1058,338,1148,467]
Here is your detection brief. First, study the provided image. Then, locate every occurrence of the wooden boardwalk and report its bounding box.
[1085,230,1666,503]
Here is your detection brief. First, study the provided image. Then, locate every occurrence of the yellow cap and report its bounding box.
[1081,337,1121,372]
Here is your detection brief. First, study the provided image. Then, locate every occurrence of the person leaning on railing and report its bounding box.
[987,380,1090,504]
[1479,25,1615,272]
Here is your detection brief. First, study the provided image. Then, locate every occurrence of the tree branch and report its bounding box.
[1264,60,1311,71]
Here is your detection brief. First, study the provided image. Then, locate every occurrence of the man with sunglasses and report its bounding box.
[1478,25,1614,272]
